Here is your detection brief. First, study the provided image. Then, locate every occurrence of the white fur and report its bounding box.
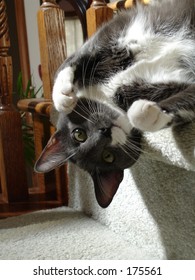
[127,100,173,131]
[114,114,132,134]
[111,127,126,145]
[111,114,132,145]
[52,66,77,113]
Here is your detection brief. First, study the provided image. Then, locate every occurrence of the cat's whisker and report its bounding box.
[54,147,78,158]
[89,60,99,88]
[118,143,139,162]
[125,138,144,154]
[82,52,94,89]
[96,99,107,117]
[119,136,144,156]
[125,138,152,157]
[65,151,78,161]
[72,106,95,124]
[83,98,99,123]
[88,62,103,117]
[88,97,97,117]
[77,97,93,117]
[123,144,142,156]
[94,99,102,116]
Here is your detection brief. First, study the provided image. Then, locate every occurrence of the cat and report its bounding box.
[35,0,195,208]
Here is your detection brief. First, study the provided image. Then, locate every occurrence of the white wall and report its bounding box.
[65,18,83,57]
[24,0,42,94]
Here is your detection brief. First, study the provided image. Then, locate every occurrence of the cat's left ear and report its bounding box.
[92,170,124,208]
[34,132,66,173]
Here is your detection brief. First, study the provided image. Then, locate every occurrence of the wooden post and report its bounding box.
[34,0,68,203]
[86,0,113,38]
[37,0,67,99]
[0,0,28,202]
[14,0,31,91]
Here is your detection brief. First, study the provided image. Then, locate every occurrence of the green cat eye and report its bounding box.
[72,128,87,143]
[102,150,115,163]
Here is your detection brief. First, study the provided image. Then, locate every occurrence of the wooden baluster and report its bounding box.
[14,0,31,90]
[0,0,28,202]
[86,0,113,38]
[37,0,67,99]
[35,0,68,204]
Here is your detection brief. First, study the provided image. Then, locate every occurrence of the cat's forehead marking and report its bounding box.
[111,126,126,146]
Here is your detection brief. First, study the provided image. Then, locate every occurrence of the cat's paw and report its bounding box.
[127,100,172,132]
[52,66,77,113]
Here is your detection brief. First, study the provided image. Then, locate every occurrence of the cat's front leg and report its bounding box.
[52,66,77,113]
[127,100,173,132]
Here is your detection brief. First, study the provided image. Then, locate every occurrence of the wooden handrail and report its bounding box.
[18,98,52,117]
[108,0,150,10]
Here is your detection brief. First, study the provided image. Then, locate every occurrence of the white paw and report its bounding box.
[52,66,77,113]
[127,100,172,132]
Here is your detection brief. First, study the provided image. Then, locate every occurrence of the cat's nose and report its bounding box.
[99,127,111,138]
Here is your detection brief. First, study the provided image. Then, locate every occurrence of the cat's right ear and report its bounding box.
[34,132,66,173]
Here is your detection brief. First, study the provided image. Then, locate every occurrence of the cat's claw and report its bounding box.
[127,100,173,132]
[52,66,77,113]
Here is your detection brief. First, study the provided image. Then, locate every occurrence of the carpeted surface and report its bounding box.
[0,207,155,260]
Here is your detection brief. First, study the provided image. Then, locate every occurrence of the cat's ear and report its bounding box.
[92,170,124,208]
[34,132,66,173]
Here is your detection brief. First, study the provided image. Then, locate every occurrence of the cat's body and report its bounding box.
[35,0,195,207]
[53,0,195,129]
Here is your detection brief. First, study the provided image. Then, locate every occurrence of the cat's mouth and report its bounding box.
[92,169,124,208]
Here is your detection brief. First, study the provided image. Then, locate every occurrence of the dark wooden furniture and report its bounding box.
[0,0,28,214]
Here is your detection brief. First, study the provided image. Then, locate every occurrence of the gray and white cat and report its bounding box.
[35,0,195,207]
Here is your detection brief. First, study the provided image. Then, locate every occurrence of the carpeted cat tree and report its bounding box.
[0,122,195,260]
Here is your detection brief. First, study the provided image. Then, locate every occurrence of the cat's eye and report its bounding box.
[72,128,87,143]
[102,150,115,163]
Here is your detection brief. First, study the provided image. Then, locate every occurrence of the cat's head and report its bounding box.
[35,98,141,208]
